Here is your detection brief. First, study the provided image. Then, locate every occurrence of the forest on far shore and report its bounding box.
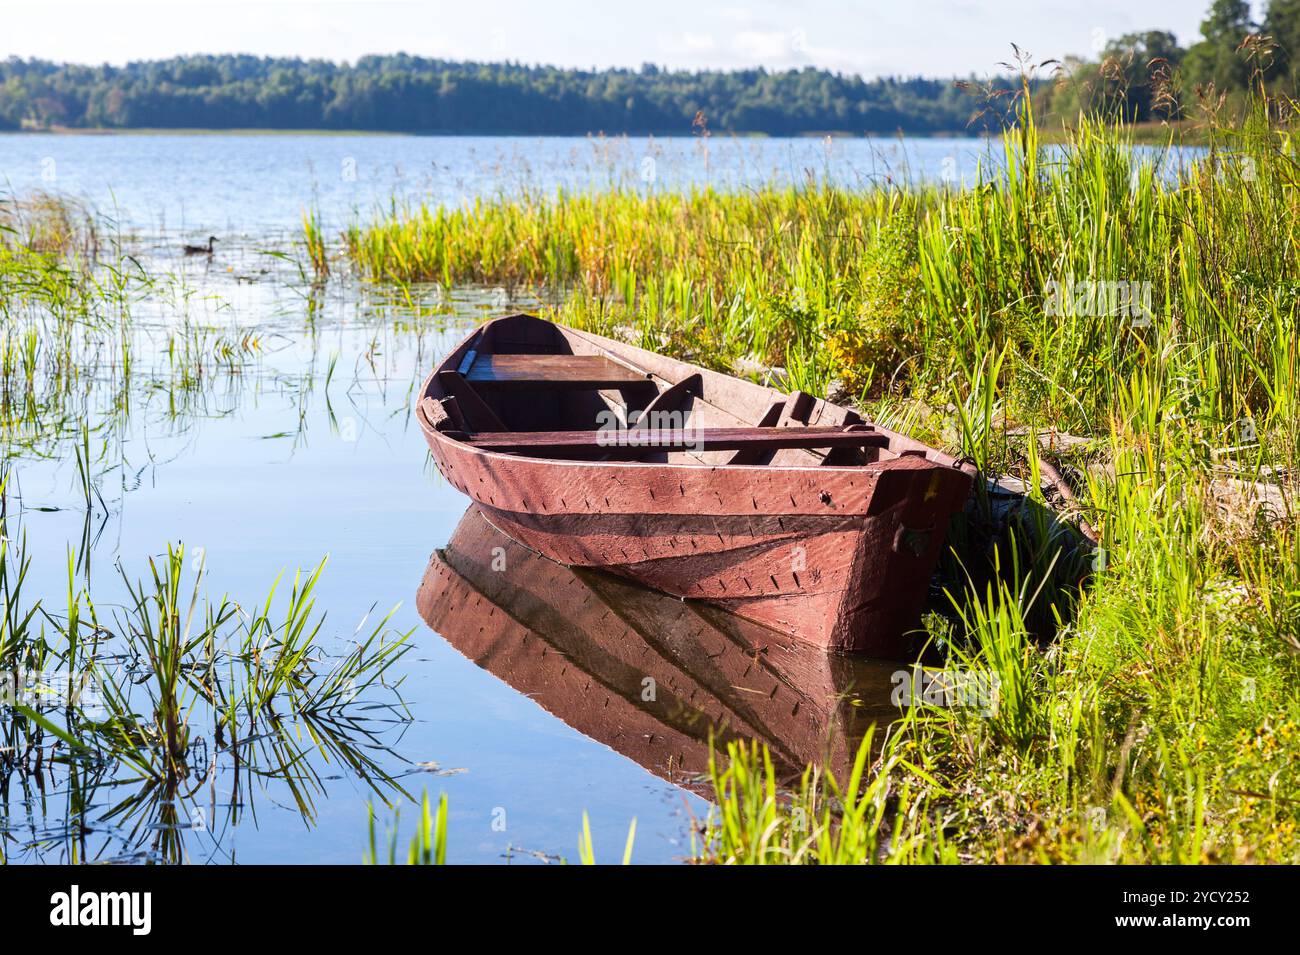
[0,1,1293,135]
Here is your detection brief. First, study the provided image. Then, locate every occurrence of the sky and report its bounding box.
[0,1,1267,78]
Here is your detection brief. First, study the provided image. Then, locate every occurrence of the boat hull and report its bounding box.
[419,316,973,657]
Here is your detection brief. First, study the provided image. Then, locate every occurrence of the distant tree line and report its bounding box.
[0,55,1017,136]
[3,1,1294,136]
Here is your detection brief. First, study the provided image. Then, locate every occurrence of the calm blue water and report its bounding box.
[0,132,1201,865]
[0,131,1203,236]
[1,132,990,234]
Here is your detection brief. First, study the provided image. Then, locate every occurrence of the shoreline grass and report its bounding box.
[342,90,1300,863]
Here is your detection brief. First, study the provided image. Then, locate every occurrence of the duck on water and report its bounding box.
[183,235,219,255]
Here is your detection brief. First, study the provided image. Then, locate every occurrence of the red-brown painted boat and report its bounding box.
[416,313,974,657]
[417,506,900,790]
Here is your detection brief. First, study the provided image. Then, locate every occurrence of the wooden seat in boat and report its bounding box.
[461,351,652,391]
[461,425,888,458]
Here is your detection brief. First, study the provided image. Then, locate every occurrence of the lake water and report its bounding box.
[0,131,1202,235]
[0,132,1197,865]
[2,132,1003,234]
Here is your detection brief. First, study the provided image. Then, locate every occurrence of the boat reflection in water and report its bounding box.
[417,506,905,792]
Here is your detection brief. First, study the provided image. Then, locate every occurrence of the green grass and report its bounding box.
[364,794,637,865]
[344,88,1300,864]
[366,792,449,865]
[0,503,414,861]
[0,194,272,470]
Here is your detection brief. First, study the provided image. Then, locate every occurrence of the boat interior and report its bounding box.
[419,314,948,468]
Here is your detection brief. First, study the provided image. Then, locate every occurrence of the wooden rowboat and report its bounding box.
[417,506,900,790]
[416,313,974,657]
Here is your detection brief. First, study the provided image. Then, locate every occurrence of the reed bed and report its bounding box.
[0,196,431,863]
[0,507,413,863]
[346,93,1300,863]
[347,102,1296,430]
[0,195,276,473]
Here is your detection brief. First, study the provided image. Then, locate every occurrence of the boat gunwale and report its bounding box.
[418,316,973,478]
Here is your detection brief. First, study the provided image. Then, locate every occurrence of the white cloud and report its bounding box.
[728,28,866,73]
[733,30,794,61]
[682,32,718,54]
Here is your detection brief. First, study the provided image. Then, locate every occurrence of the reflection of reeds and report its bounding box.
[0,215,274,476]
[0,488,40,667]
[1,527,413,863]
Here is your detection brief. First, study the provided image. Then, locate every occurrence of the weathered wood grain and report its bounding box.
[465,352,653,390]
[463,425,889,457]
